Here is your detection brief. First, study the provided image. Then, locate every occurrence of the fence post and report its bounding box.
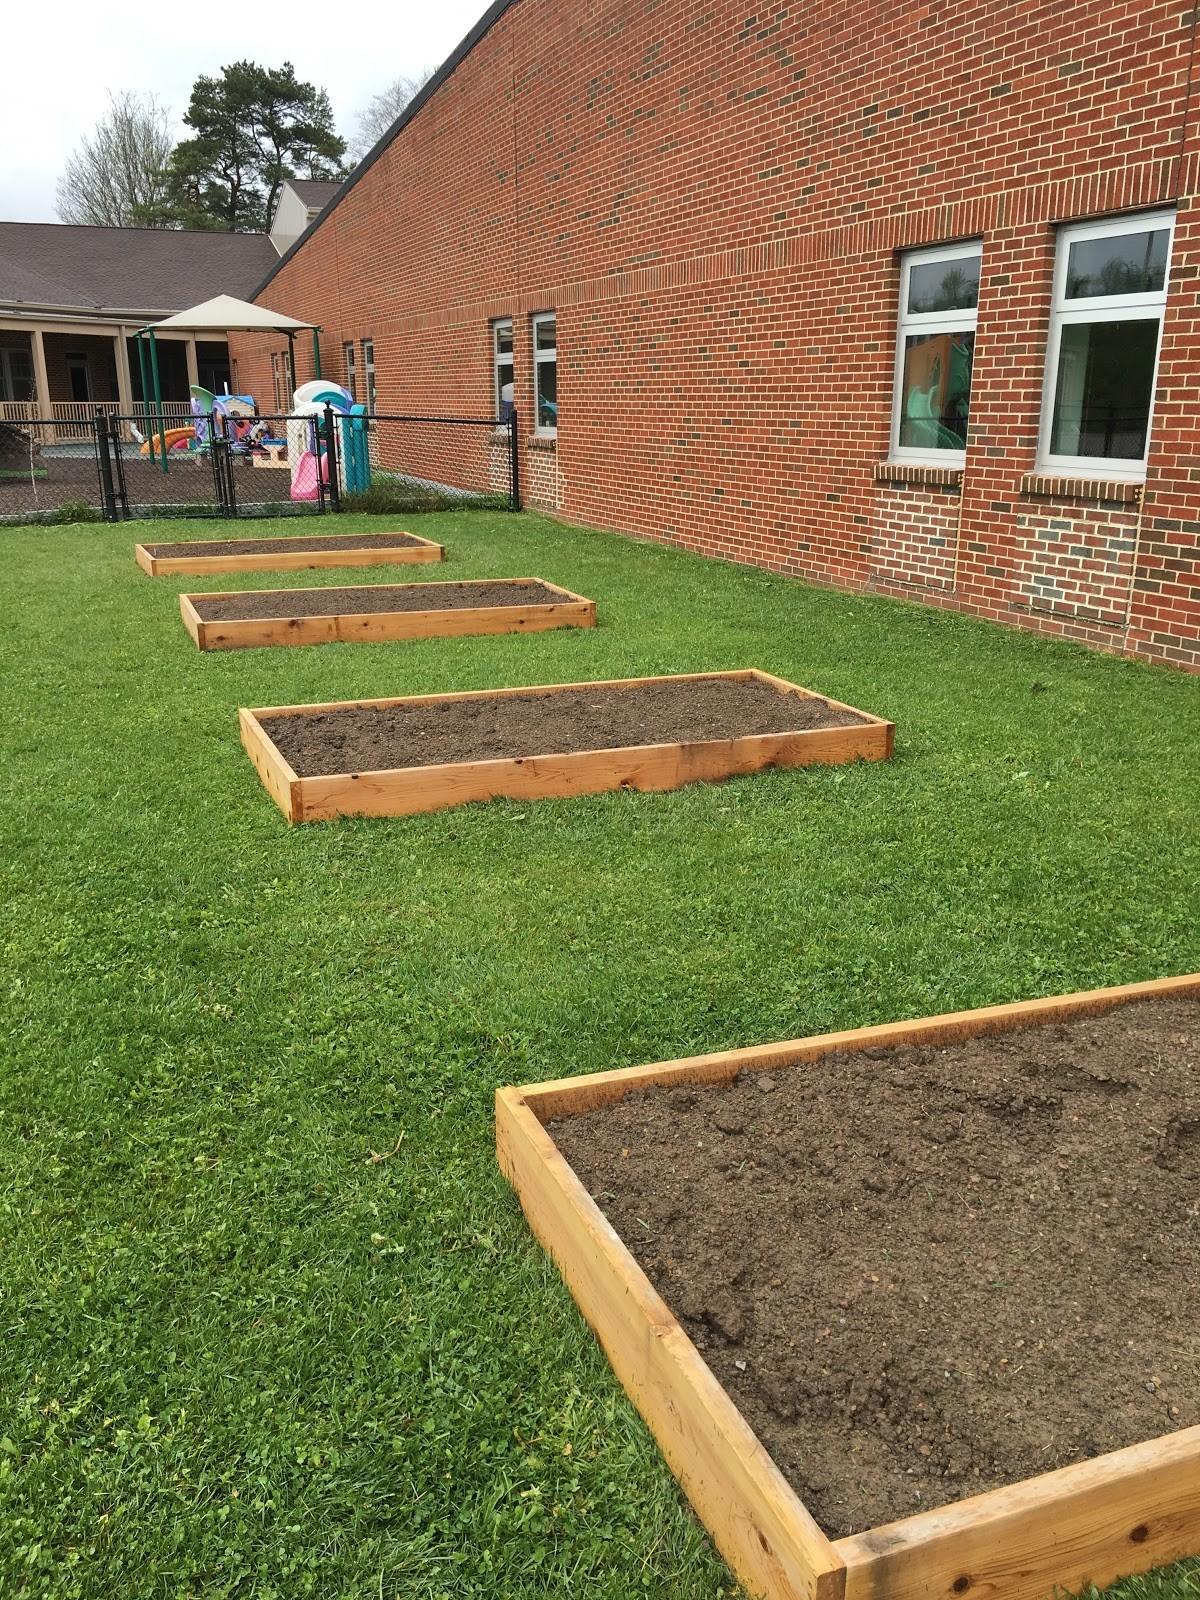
[509,409,520,511]
[95,407,117,522]
[323,403,341,513]
[108,417,129,520]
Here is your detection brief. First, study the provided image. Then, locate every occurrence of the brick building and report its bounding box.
[232,0,1200,669]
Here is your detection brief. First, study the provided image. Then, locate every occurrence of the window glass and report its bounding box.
[891,245,980,460]
[1048,319,1159,460]
[1065,228,1169,299]
[533,314,557,433]
[897,332,974,450]
[536,357,557,431]
[343,342,357,402]
[1040,212,1173,473]
[363,340,376,412]
[493,319,514,418]
[907,256,980,314]
[0,347,33,402]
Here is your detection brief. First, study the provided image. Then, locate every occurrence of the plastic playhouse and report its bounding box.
[284,380,371,502]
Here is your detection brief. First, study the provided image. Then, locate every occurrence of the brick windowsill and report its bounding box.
[528,434,558,452]
[874,461,963,488]
[1020,472,1142,505]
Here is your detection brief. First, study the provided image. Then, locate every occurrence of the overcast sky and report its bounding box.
[0,0,489,223]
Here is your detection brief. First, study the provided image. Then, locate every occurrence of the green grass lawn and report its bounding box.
[2,509,1199,1600]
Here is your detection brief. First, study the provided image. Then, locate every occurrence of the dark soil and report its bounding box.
[192,579,567,621]
[550,997,1200,1537]
[259,676,865,776]
[145,533,427,557]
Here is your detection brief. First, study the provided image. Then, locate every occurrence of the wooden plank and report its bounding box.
[238,708,301,823]
[134,533,444,577]
[176,577,597,652]
[178,591,205,648]
[496,1087,846,1600]
[836,1426,1200,1600]
[516,973,1200,1121]
[749,669,896,758]
[498,974,1200,1600]
[293,721,890,822]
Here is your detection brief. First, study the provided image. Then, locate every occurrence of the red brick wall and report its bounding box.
[42,333,119,404]
[232,0,1200,669]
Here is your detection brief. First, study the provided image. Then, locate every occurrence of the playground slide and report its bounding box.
[290,449,331,501]
[139,427,195,456]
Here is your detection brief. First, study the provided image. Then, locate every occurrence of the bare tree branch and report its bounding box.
[56,92,176,228]
[349,72,434,163]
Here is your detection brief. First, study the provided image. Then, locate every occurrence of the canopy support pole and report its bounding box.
[134,333,155,466]
[146,329,168,474]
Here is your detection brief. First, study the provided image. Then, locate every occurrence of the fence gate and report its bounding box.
[97,410,337,522]
[105,417,129,520]
[2,406,517,527]
[210,438,238,518]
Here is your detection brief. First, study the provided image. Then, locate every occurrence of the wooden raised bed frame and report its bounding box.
[179,577,596,651]
[134,530,443,577]
[238,668,893,824]
[497,973,1200,1600]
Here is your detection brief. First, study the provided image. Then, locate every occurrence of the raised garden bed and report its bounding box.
[135,531,443,577]
[496,974,1200,1600]
[239,669,892,823]
[179,578,596,651]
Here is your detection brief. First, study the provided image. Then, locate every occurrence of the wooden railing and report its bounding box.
[0,399,195,441]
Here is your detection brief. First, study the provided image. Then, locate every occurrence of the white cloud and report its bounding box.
[0,0,491,222]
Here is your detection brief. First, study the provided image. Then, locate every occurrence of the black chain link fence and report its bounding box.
[0,409,518,525]
[0,418,107,525]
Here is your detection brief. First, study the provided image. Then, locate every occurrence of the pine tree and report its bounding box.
[147,62,347,232]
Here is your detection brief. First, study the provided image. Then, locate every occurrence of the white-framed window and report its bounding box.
[1038,209,1174,479]
[492,318,514,420]
[343,341,357,403]
[890,242,981,465]
[532,312,557,435]
[270,353,281,410]
[890,242,980,464]
[362,338,376,413]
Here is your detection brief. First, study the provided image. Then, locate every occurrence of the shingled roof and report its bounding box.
[0,223,278,316]
[286,179,342,211]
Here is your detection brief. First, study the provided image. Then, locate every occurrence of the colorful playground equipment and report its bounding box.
[286,381,371,502]
[134,380,372,501]
[193,386,257,446]
[131,294,322,473]
[136,387,258,457]
[129,295,377,498]
[137,426,196,457]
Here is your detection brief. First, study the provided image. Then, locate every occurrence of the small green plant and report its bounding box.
[52,499,103,525]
